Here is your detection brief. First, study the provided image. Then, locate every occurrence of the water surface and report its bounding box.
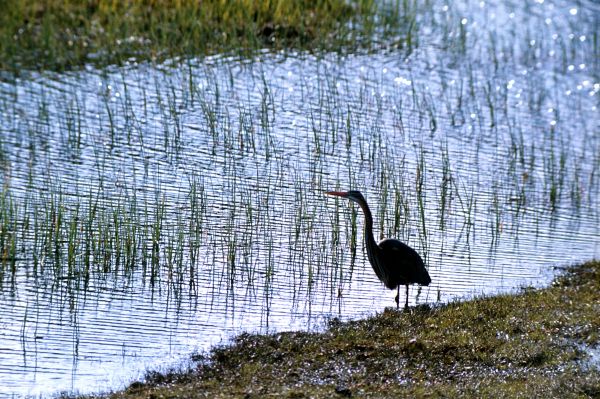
[0,0,598,396]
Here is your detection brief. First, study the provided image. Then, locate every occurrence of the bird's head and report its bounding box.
[325,190,365,204]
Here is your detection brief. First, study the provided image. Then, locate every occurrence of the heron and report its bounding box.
[325,190,431,309]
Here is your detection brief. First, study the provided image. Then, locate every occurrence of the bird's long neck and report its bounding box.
[356,199,378,254]
[356,198,389,285]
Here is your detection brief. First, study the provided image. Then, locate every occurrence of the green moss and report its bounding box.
[93,260,600,398]
[0,0,415,73]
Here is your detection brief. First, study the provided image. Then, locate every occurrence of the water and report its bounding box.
[0,0,598,396]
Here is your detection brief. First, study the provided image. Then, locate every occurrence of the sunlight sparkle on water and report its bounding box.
[1,0,598,397]
[394,76,412,86]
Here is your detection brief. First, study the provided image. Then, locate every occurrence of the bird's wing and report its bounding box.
[378,238,430,286]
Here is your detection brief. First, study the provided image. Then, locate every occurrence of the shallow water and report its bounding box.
[0,0,598,396]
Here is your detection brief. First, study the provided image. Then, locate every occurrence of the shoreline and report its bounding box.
[0,0,413,73]
[97,260,600,398]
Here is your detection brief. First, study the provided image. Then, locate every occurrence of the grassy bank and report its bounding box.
[0,0,414,73]
[100,260,600,398]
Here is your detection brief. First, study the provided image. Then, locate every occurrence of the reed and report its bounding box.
[0,1,598,370]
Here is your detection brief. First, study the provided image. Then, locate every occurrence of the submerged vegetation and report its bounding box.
[107,261,600,398]
[0,0,416,72]
[0,0,598,396]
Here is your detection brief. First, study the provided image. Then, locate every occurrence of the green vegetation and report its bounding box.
[0,0,415,72]
[1,0,598,396]
[100,261,600,398]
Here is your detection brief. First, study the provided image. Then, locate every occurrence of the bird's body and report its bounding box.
[326,190,431,309]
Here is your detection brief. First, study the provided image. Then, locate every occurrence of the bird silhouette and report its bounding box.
[326,190,431,309]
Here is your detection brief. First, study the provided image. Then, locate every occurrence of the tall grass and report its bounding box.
[0,0,419,72]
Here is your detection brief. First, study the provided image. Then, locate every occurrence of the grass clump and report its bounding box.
[0,0,414,73]
[100,260,600,398]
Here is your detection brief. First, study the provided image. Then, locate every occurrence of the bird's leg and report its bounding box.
[404,285,409,311]
[395,286,400,309]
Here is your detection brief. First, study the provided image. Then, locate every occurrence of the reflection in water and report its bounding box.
[0,0,599,396]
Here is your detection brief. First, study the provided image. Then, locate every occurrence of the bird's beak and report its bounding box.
[325,191,348,198]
